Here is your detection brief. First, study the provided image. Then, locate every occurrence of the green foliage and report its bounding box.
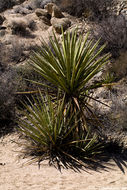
[102,72,115,84]
[29,29,111,130]
[18,29,111,169]
[18,91,103,169]
[30,29,110,95]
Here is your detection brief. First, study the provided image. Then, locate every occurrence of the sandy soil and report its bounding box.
[0,133,127,190]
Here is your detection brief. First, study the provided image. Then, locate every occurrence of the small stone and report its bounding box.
[40,16,51,26]
[0,30,6,37]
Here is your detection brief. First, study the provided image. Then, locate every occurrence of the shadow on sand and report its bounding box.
[0,124,127,174]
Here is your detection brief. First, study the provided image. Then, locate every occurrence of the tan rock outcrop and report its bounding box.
[35,8,48,17]
[51,17,71,34]
[35,8,51,25]
[44,3,64,18]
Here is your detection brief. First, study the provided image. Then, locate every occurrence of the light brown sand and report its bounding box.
[0,133,127,190]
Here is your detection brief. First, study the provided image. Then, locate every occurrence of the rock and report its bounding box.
[0,14,5,25]
[35,8,51,25]
[27,20,37,31]
[40,16,51,25]
[44,3,64,18]
[35,8,48,17]
[40,0,54,9]
[0,30,6,37]
[13,5,32,15]
[0,26,6,30]
[51,17,71,34]
[52,4,64,18]
[28,0,53,10]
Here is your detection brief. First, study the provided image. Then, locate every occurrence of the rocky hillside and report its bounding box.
[0,0,127,66]
[0,0,127,145]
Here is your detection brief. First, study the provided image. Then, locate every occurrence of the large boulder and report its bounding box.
[51,17,71,34]
[35,8,49,17]
[44,3,64,18]
[35,8,51,25]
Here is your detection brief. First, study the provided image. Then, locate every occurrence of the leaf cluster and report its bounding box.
[18,29,111,169]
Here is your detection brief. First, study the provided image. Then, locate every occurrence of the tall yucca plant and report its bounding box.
[29,29,111,130]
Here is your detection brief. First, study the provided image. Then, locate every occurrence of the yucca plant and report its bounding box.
[18,91,103,170]
[18,91,103,169]
[29,29,111,132]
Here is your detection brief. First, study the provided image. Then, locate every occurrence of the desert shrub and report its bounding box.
[0,0,25,12]
[90,77,127,147]
[10,40,25,63]
[0,68,17,124]
[0,42,9,70]
[0,40,24,67]
[106,81,127,133]
[56,0,115,18]
[13,63,49,109]
[110,51,127,80]
[11,19,28,36]
[29,0,54,9]
[0,37,30,67]
[15,64,45,92]
[92,15,127,57]
[0,0,14,12]
[28,20,37,31]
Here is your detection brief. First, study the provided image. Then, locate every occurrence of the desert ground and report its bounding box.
[0,133,127,190]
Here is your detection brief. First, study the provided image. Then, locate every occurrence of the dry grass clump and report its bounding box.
[57,0,114,18]
[0,0,25,12]
[10,18,28,36]
[0,39,25,66]
[15,63,45,92]
[92,15,127,58]
[110,85,127,131]
[28,20,37,31]
[0,0,14,12]
[110,51,127,80]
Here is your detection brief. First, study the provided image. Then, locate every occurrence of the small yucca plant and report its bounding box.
[18,91,103,169]
[29,29,111,131]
